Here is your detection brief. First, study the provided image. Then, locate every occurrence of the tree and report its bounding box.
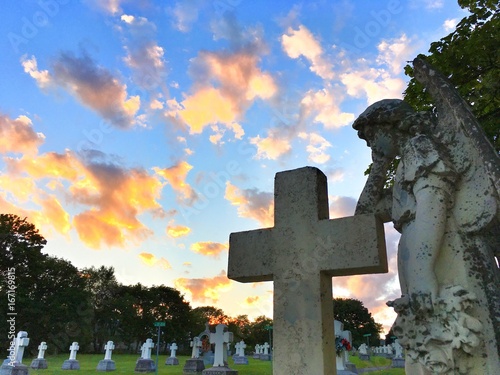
[81,266,120,352]
[0,214,92,354]
[404,0,499,151]
[333,298,382,347]
[245,315,273,348]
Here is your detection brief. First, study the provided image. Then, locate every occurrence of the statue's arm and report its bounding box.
[406,175,450,306]
[355,154,392,222]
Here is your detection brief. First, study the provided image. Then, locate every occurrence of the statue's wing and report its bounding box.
[413,58,500,237]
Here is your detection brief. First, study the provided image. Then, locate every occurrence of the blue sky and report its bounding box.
[0,0,466,332]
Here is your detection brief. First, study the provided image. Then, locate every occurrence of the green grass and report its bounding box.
[24,354,272,374]
[21,354,405,374]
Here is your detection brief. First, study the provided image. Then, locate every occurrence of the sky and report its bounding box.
[0,0,466,334]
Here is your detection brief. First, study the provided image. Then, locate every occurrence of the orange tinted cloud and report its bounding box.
[281,25,334,80]
[190,241,228,258]
[154,161,197,205]
[38,196,71,234]
[0,114,45,155]
[224,182,273,227]
[138,252,172,269]
[174,270,232,303]
[298,132,331,164]
[167,223,191,238]
[167,41,276,139]
[250,130,292,160]
[22,53,140,128]
[244,296,260,306]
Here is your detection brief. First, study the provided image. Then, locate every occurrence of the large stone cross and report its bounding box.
[210,324,232,367]
[141,339,154,360]
[228,167,387,375]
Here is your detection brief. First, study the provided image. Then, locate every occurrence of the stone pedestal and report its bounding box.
[183,358,205,374]
[202,366,238,375]
[337,370,357,375]
[359,354,370,361]
[165,357,179,365]
[232,356,248,365]
[259,354,271,361]
[134,358,155,373]
[391,358,405,368]
[0,363,29,375]
[345,362,357,374]
[97,359,116,371]
[30,358,48,369]
[252,353,260,359]
[61,359,80,370]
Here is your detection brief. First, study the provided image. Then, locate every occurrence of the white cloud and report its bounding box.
[443,18,458,32]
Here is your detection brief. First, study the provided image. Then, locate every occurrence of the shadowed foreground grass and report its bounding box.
[23,354,404,374]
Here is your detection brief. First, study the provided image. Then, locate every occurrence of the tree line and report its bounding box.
[0,214,382,356]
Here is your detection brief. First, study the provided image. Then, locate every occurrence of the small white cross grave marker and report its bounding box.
[262,342,270,355]
[190,337,201,358]
[15,331,29,364]
[104,341,115,360]
[169,343,178,358]
[69,342,79,360]
[37,342,48,359]
[210,324,232,367]
[141,339,154,360]
[228,167,387,375]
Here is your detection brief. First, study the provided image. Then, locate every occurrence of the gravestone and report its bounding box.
[233,341,248,365]
[228,167,387,374]
[135,339,155,373]
[165,342,179,365]
[30,341,48,370]
[97,340,116,371]
[61,342,80,370]
[358,343,370,361]
[259,342,271,361]
[183,337,205,374]
[391,339,405,368]
[334,320,356,375]
[253,345,261,359]
[201,324,237,375]
[0,331,30,375]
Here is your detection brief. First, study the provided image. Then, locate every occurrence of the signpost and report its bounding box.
[154,322,166,375]
[363,333,372,346]
[265,325,273,362]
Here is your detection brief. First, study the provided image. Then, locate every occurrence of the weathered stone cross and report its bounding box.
[228,167,387,375]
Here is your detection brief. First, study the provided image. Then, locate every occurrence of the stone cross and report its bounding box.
[104,341,115,360]
[169,342,178,358]
[334,320,353,370]
[255,344,261,354]
[209,324,232,367]
[228,167,387,374]
[394,339,403,359]
[190,337,201,358]
[15,331,29,364]
[69,342,79,360]
[141,339,154,360]
[235,340,246,356]
[262,342,270,355]
[37,342,47,359]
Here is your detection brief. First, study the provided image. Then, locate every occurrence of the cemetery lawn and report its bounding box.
[25,354,404,374]
[25,354,273,374]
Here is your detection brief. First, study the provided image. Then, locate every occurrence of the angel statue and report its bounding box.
[353,58,499,375]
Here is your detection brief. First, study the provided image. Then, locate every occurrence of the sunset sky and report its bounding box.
[1,0,465,333]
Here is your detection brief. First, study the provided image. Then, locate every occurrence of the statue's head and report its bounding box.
[352,99,415,142]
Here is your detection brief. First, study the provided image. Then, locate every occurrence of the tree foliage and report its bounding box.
[333,298,382,347]
[404,0,500,151]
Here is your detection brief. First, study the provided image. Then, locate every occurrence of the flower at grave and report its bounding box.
[335,336,352,355]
